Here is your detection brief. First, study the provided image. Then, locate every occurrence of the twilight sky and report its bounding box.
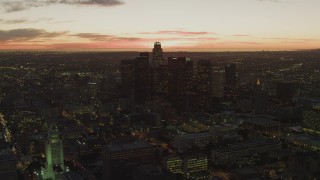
[0,0,319,51]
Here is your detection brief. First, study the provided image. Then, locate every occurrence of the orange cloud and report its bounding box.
[139,30,215,36]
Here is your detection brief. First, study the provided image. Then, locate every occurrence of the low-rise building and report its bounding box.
[212,138,281,164]
[173,132,212,153]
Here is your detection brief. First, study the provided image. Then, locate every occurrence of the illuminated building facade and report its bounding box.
[151,42,167,97]
[163,154,208,179]
[42,125,65,180]
[163,156,183,174]
[183,154,208,179]
[303,106,320,132]
[152,42,163,67]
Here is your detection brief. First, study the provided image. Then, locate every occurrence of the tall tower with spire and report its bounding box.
[151,42,167,97]
[257,78,261,86]
[152,42,163,67]
[42,124,65,179]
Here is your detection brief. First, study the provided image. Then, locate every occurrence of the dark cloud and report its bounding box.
[259,0,280,2]
[77,0,124,6]
[218,41,263,45]
[73,33,112,41]
[0,17,74,24]
[1,0,124,12]
[2,19,30,24]
[233,34,251,37]
[73,33,141,42]
[73,32,218,43]
[0,29,67,41]
[1,1,26,12]
[140,30,214,36]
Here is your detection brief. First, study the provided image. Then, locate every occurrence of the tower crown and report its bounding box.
[257,78,261,86]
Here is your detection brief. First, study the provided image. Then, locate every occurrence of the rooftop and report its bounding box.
[107,139,153,152]
[245,117,279,126]
[213,138,281,153]
[0,152,16,162]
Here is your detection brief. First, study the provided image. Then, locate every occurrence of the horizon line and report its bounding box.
[0,48,319,53]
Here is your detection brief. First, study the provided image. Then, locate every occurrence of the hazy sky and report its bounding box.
[0,0,319,51]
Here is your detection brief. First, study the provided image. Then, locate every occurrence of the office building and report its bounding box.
[197,60,212,111]
[0,152,17,180]
[225,64,236,86]
[163,156,183,174]
[120,60,134,97]
[134,53,150,104]
[303,106,320,132]
[212,68,225,98]
[242,117,280,135]
[152,42,163,67]
[291,134,320,151]
[254,78,268,115]
[230,167,260,180]
[168,57,194,112]
[153,64,168,97]
[183,154,208,179]
[163,154,208,179]
[132,164,175,180]
[286,152,320,179]
[173,132,212,153]
[151,42,167,97]
[212,138,281,164]
[276,81,297,102]
[103,138,154,180]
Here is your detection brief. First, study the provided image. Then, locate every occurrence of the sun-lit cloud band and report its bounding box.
[0,0,319,51]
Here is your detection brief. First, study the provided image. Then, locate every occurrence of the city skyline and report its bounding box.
[0,0,320,51]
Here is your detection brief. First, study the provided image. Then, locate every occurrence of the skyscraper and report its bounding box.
[134,53,150,104]
[151,42,167,97]
[254,78,268,115]
[152,42,163,67]
[120,60,134,97]
[225,64,236,86]
[212,68,225,98]
[168,57,194,112]
[197,60,212,111]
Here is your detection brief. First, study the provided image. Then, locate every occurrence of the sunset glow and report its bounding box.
[0,0,319,51]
